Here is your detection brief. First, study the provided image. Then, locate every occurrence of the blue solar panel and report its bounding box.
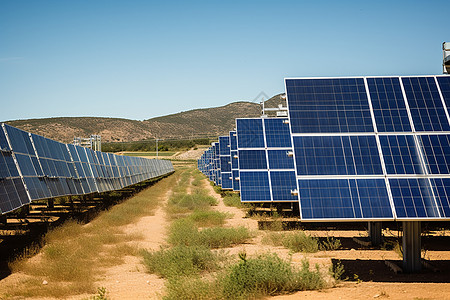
[402,77,450,132]
[221,172,233,189]
[219,136,230,156]
[293,136,382,175]
[267,150,295,170]
[264,118,291,147]
[389,178,440,218]
[419,134,450,174]
[379,135,422,174]
[238,150,267,170]
[367,77,411,132]
[437,76,450,112]
[232,169,240,191]
[286,78,374,133]
[270,171,297,201]
[236,119,265,148]
[229,131,237,151]
[431,178,450,217]
[240,171,271,202]
[220,156,231,173]
[298,179,392,220]
[230,150,238,169]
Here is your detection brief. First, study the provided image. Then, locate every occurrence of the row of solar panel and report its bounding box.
[0,123,174,214]
[198,118,297,202]
[198,76,450,221]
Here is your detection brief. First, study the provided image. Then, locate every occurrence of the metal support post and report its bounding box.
[402,221,421,273]
[0,214,7,225]
[368,221,382,246]
[47,198,54,209]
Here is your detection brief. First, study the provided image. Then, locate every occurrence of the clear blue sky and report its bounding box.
[0,0,448,122]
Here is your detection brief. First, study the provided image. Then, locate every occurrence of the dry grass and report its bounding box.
[4,171,180,299]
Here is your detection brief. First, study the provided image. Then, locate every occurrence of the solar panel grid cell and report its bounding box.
[367,77,412,132]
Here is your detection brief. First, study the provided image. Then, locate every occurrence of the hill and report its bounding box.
[4,93,288,143]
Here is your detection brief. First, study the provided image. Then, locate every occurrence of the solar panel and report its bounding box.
[285,75,450,221]
[298,178,393,220]
[236,118,297,202]
[285,78,374,133]
[401,77,450,132]
[0,123,174,215]
[218,136,232,190]
[229,131,240,191]
[367,77,411,132]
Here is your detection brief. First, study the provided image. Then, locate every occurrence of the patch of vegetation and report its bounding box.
[329,259,346,282]
[103,138,210,153]
[164,276,217,300]
[220,253,324,299]
[141,245,224,278]
[192,170,206,186]
[187,210,229,227]
[168,218,252,248]
[163,253,325,300]
[263,231,319,253]
[222,193,245,208]
[167,191,218,216]
[319,236,342,251]
[122,151,175,157]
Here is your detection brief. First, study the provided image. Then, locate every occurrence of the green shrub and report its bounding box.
[263,231,319,253]
[320,237,342,251]
[282,232,319,253]
[168,191,217,213]
[222,194,244,208]
[141,246,221,278]
[220,253,324,299]
[199,227,252,248]
[168,218,251,248]
[164,276,218,300]
[188,210,229,227]
[167,218,202,247]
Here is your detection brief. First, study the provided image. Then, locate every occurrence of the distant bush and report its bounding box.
[102,138,210,153]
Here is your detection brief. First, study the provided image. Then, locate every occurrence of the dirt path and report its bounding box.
[91,195,171,299]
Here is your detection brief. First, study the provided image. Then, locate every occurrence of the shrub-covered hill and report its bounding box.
[5,93,285,143]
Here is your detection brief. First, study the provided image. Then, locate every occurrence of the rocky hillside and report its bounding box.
[5,94,285,143]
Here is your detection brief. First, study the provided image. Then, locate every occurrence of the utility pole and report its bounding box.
[156,138,159,158]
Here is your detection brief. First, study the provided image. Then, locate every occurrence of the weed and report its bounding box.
[84,287,109,300]
[220,253,324,299]
[222,193,245,208]
[188,210,229,227]
[141,245,223,278]
[329,260,346,282]
[200,226,252,248]
[168,218,251,248]
[163,276,218,300]
[320,237,342,251]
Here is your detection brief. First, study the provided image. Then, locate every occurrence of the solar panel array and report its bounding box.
[236,118,297,202]
[0,123,174,215]
[286,75,450,221]
[198,75,450,222]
